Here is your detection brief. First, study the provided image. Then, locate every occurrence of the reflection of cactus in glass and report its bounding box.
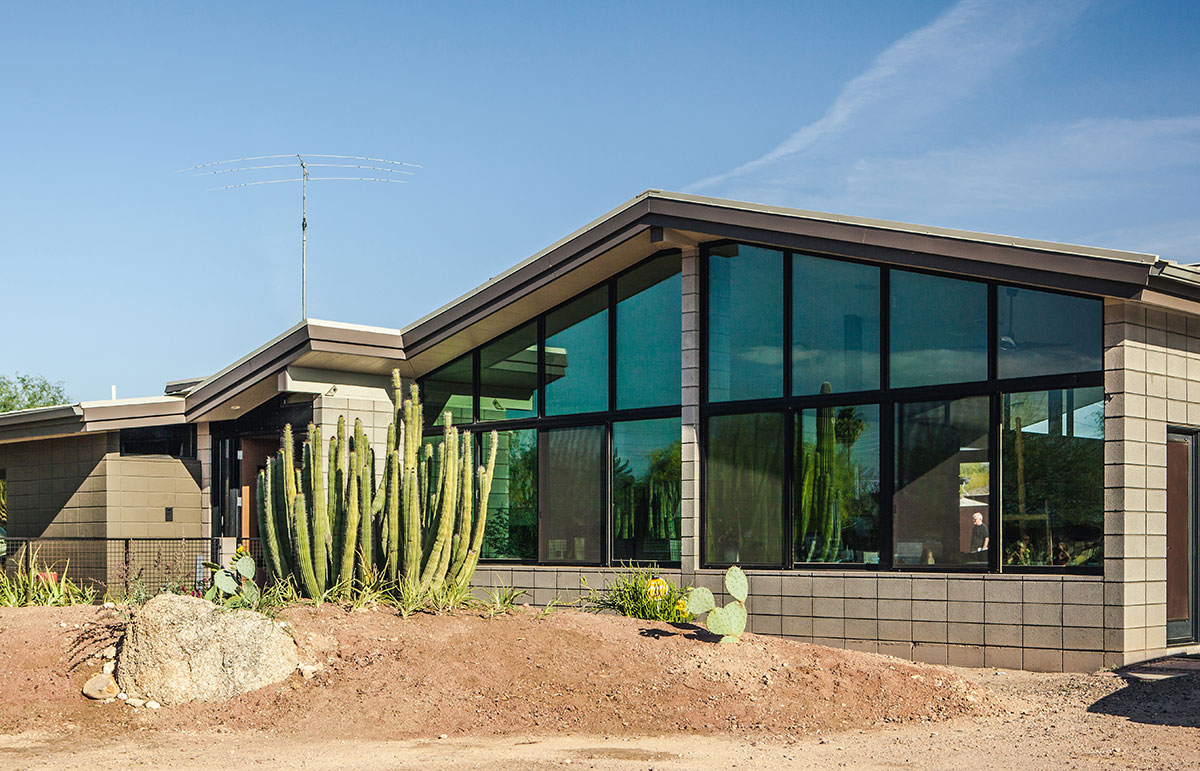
[258,370,498,598]
[797,382,838,562]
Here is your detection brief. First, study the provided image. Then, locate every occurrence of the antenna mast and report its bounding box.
[180,153,420,320]
[300,154,308,319]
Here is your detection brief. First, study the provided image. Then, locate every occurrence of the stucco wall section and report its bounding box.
[0,433,115,538]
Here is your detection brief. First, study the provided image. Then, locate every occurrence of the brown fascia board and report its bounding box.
[78,397,186,432]
[184,324,312,420]
[183,319,408,421]
[642,194,1158,296]
[395,190,1164,371]
[0,404,85,444]
[397,195,654,356]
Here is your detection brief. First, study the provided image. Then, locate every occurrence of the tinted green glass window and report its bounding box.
[479,324,538,421]
[794,404,880,564]
[1002,387,1103,567]
[704,412,784,565]
[890,271,988,388]
[617,256,682,409]
[894,397,991,567]
[997,287,1102,379]
[539,425,605,564]
[481,428,537,560]
[421,354,473,429]
[544,289,608,416]
[707,245,784,401]
[792,254,880,395]
[613,418,681,563]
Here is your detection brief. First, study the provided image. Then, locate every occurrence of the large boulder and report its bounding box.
[117,594,298,705]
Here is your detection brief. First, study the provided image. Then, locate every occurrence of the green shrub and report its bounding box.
[580,565,692,623]
[0,548,97,607]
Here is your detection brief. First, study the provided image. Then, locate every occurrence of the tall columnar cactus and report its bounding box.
[257,370,497,599]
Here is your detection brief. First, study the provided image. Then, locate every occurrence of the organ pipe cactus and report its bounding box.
[257,370,497,599]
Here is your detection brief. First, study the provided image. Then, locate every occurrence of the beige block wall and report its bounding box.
[105,455,203,538]
[314,388,401,486]
[0,432,115,538]
[1103,299,1200,666]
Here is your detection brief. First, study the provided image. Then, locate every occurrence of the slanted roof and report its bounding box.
[3,189,1195,442]
[397,189,1180,375]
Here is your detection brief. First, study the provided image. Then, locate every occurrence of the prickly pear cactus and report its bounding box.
[685,565,748,643]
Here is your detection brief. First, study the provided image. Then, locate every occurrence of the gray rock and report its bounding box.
[82,673,119,700]
[126,697,145,708]
[145,701,160,710]
[117,594,297,706]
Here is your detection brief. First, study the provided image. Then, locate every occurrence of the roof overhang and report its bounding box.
[183,319,407,422]
[0,396,187,445]
[396,190,1179,378]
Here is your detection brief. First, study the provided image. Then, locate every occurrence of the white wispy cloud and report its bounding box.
[683,0,1200,262]
[690,0,1092,192]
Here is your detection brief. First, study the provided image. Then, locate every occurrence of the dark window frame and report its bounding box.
[699,238,1105,575]
[119,424,198,459]
[419,250,684,568]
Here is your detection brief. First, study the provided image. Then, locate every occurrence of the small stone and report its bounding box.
[297,663,322,680]
[59,622,67,628]
[82,673,119,700]
[103,601,116,609]
[438,734,448,740]
[145,701,160,710]
[102,661,115,675]
[101,646,117,660]
[126,698,146,708]
[118,693,127,700]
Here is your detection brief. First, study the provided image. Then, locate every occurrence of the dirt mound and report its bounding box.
[0,604,986,739]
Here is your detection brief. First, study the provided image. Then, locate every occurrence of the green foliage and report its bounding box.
[481,583,527,618]
[0,372,69,413]
[685,565,748,643]
[580,565,692,623]
[0,372,70,526]
[0,547,97,607]
[258,370,499,603]
[203,547,266,610]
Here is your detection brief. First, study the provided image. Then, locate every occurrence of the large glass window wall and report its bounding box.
[703,241,1105,573]
[419,252,683,566]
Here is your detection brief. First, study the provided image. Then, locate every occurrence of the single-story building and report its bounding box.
[2,190,1199,671]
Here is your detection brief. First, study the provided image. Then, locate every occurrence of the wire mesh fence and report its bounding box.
[0,537,266,597]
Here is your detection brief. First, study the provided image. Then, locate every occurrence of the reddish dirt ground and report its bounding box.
[1,604,1198,769]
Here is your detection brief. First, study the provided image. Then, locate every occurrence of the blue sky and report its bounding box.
[2,0,1197,402]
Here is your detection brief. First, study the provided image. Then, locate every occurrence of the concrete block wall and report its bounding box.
[1103,298,1200,666]
[0,432,115,538]
[313,391,399,486]
[472,565,1107,672]
[105,455,202,538]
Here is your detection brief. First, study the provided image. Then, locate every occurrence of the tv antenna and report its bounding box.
[179,153,420,319]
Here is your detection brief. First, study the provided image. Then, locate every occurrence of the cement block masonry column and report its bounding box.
[680,246,701,577]
[197,422,212,536]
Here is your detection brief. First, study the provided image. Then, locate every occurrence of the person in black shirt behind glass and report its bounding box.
[970,511,989,555]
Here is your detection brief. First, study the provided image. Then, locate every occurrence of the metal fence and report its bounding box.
[1,537,266,596]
